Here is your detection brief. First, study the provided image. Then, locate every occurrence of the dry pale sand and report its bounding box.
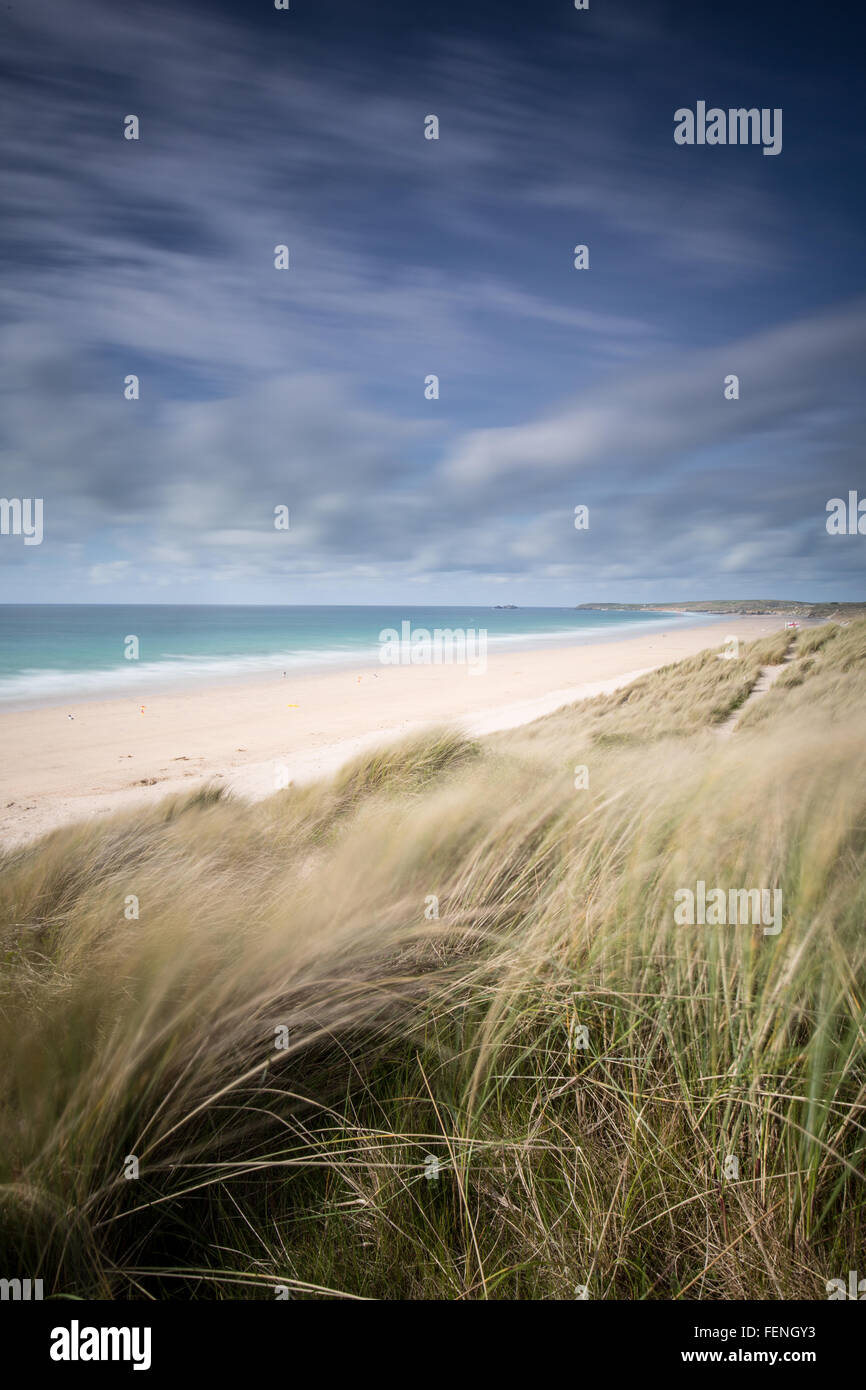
[0,618,789,848]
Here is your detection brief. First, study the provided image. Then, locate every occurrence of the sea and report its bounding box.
[0,605,711,709]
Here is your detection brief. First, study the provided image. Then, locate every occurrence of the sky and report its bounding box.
[1,0,865,605]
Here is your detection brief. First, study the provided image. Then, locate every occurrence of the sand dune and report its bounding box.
[0,617,788,847]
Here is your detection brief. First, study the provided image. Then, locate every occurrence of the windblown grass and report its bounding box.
[1,623,864,1299]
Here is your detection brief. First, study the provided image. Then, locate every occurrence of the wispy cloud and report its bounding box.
[1,0,863,601]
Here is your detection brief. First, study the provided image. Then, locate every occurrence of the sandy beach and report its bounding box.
[0,617,790,848]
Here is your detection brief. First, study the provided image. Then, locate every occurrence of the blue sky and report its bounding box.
[1,0,865,603]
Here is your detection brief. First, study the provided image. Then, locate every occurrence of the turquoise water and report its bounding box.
[0,605,704,708]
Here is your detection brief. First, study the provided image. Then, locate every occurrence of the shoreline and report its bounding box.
[0,617,791,849]
[0,608,720,714]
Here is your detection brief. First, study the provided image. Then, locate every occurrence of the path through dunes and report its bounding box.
[717,644,795,737]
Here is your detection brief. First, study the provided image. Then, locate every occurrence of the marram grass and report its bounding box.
[1,622,864,1299]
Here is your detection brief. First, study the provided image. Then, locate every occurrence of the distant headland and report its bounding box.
[575,599,866,619]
